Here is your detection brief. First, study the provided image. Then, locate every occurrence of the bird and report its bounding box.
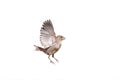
[34,20,65,64]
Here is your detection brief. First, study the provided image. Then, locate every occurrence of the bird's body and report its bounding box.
[34,20,65,64]
[34,40,61,55]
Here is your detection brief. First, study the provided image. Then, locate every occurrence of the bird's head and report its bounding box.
[56,35,65,41]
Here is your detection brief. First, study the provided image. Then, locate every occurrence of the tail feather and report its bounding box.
[34,45,45,51]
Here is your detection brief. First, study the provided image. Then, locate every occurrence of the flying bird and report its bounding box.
[34,20,65,64]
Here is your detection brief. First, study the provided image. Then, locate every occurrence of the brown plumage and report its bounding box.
[34,20,65,64]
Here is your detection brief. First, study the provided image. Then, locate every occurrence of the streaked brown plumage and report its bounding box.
[34,20,65,64]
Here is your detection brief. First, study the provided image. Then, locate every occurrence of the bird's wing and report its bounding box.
[40,20,56,48]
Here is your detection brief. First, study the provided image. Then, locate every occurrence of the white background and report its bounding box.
[0,0,120,80]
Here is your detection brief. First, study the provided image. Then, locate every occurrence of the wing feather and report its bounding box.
[40,20,56,48]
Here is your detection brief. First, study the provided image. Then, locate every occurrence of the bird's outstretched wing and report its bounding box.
[40,20,56,48]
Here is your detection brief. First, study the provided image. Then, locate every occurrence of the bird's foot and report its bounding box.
[50,61,55,64]
[54,58,59,63]
[55,59,59,62]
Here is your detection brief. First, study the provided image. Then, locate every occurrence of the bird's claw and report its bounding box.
[50,61,55,64]
[55,59,59,63]
[54,58,59,63]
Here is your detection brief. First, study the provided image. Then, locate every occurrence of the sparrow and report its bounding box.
[34,20,65,64]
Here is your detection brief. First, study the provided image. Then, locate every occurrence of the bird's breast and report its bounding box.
[54,42,61,48]
[51,44,61,54]
[46,43,62,55]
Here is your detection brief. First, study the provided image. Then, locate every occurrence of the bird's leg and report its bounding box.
[52,54,59,62]
[48,55,54,64]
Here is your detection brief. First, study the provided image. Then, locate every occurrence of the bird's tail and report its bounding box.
[34,45,45,52]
